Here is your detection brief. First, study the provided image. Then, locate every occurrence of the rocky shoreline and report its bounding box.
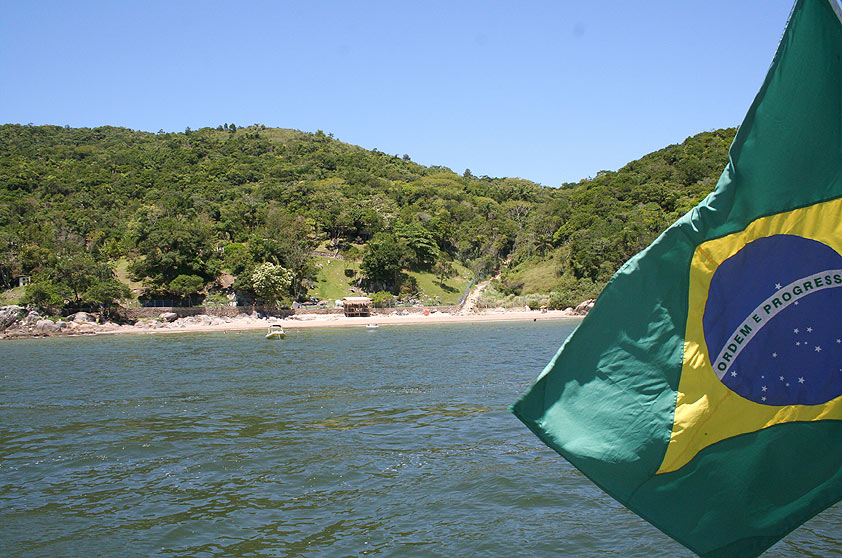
[0,305,276,340]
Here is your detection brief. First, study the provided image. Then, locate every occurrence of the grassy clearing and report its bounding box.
[113,258,144,291]
[308,257,472,305]
[0,285,26,306]
[113,258,144,306]
[515,259,561,294]
[309,257,361,301]
[407,263,472,305]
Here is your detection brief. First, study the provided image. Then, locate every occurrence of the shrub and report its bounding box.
[370,291,395,308]
[497,275,524,296]
[24,280,67,311]
[547,275,600,309]
[202,293,230,308]
[525,293,548,310]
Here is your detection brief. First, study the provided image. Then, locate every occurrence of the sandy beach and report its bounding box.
[231,309,579,330]
[125,308,582,335]
[0,307,584,340]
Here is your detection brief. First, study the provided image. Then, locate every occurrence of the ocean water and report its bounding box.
[1,321,839,557]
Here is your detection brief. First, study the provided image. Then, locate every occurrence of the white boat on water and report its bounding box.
[266,324,286,339]
[366,323,379,329]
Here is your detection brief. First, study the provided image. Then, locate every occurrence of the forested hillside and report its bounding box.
[0,123,736,312]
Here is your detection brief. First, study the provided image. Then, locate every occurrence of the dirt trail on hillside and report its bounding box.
[459,278,493,313]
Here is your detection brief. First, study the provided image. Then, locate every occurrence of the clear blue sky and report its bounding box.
[1,1,797,186]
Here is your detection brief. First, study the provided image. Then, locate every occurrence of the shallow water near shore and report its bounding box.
[2,320,839,557]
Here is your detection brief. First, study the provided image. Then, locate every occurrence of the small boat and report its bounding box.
[365,323,379,329]
[266,324,286,339]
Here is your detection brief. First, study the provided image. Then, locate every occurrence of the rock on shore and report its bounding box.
[0,306,121,339]
[0,305,25,331]
[0,305,272,339]
[573,299,596,315]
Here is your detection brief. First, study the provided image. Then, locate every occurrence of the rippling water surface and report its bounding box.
[2,321,840,557]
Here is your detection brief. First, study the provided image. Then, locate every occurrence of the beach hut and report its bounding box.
[342,297,372,317]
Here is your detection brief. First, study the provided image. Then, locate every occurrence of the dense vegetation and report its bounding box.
[0,123,736,312]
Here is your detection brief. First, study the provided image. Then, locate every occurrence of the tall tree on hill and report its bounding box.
[394,220,439,270]
[434,255,454,288]
[361,233,409,293]
[128,215,217,288]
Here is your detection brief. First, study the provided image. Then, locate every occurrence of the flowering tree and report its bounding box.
[250,262,292,308]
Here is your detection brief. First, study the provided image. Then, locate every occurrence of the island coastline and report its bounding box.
[0,307,585,340]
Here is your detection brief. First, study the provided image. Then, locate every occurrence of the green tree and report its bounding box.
[434,255,454,288]
[222,242,254,275]
[84,278,131,316]
[169,274,205,306]
[52,254,103,305]
[24,279,67,311]
[370,290,395,307]
[39,253,121,308]
[395,220,439,269]
[26,253,132,312]
[129,216,216,288]
[361,233,407,291]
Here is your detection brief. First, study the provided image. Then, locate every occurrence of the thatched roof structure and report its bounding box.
[342,297,371,317]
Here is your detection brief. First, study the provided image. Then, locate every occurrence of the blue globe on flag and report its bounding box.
[703,234,842,406]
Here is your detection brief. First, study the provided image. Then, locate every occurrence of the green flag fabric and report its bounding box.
[512,1,842,556]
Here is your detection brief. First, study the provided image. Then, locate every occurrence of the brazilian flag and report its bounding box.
[512,0,842,556]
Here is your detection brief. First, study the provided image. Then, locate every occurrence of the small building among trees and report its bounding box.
[342,297,372,317]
